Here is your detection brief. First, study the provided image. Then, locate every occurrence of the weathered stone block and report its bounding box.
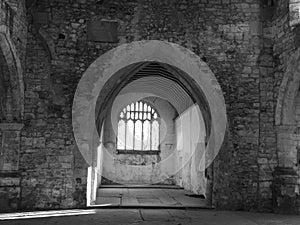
[33,137,46,148]
[0,177,20,186]
[59,155,73,163]
[33,12,48,25]
[87,20,118,42]
[61,163,72,169]
[250,21,262,36]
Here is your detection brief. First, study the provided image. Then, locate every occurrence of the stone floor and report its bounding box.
[0,209,300,225]
[1,186,299,224]
[96,185,207,207]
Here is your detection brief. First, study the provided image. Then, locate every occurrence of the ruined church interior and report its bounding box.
[1,0,300,224]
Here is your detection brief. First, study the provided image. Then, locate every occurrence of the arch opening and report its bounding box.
[72,40,227,207]
[0,29,24,123]
[0,28,24,174]
[274,47,300,212]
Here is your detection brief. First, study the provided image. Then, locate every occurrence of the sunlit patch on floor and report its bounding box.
[0,209,98,220]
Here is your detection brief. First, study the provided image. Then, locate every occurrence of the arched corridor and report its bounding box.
[72,40,227,208]
[96,70,208,207]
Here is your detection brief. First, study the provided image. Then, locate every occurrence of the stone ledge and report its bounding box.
[0,171,21,178]
[116,149,161,155]
[273,167,298,176]
[0,177,20,187]
[0,123,24,131]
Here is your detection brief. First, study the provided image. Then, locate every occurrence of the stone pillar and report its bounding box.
[0,123,24,212]
[272,167,299,214]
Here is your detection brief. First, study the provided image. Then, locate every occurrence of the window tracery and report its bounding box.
[117,101,160,153]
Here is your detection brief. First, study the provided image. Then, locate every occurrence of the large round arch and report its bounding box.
[72,40,227,166]
[72,40,227,205]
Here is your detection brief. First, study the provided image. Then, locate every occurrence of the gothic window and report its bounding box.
[117,101,160,153]
[290,0,300,27]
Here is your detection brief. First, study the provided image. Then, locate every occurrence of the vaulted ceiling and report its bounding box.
[96,61,210,134]
[119,74,194,115]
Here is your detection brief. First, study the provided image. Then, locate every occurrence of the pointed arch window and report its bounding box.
[117,101,160,154]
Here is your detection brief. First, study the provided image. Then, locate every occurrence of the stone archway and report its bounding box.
[0,25,24,122]
[72,40,227,206]
[0,25,24,211]
[274,47,300,213]
[275,48,300,167]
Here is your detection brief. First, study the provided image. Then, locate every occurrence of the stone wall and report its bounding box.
[14,0,299,212]
[22,0,275,211]
[255,0,278,212]
[20,28,88,209]
[18,0,87,210]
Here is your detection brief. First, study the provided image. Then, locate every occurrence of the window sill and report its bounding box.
[116,149,160,155]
